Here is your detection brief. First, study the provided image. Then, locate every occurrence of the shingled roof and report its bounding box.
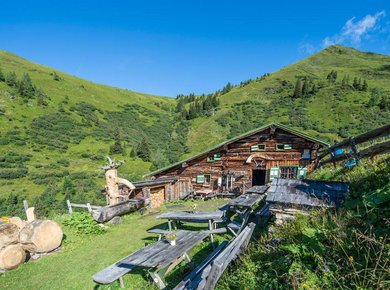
[266,178,349,208]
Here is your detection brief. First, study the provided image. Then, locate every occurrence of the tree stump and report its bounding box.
[19,220,63,253]
[0,222,19,249]
[0,244,26,270]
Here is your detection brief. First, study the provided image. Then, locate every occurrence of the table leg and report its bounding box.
[168,220,172,231]
[118,276,125,288]
[208,219,214,244]
[149,271,166,290]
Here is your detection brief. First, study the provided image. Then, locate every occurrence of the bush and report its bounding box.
[62,212,106,235]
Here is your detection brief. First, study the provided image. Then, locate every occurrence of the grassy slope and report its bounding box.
[186,45,390,154]
[0,199,227,290]
[0,50,174,198]
[217,156,390,289]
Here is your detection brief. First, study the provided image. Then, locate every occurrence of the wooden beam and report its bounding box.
[318,124,390,159]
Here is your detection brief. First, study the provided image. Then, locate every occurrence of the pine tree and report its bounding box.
[36,89,48,106]
[362,80,368,91]
[62,176,76,198]
[5,72,17,87]
[352,77,359,90]
[18,73,35,99]
[310,84,318,95]
[0,67,5,82]
[302,79,309,97]
[109,128,124,155]
[293,79,302,98]
[136,137,151,162]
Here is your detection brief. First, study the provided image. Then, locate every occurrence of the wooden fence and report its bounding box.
[66,200,102,214]
[315,124,390,168]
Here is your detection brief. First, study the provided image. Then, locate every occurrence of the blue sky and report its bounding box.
[0,1,389,97]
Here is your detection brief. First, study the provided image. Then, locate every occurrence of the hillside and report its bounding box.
[0,50,176,213]
[1,45,390,216]
[183,45,390,155]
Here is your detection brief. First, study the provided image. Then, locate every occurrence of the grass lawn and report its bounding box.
[0,199,228,290]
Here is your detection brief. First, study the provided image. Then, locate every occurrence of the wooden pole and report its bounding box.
[66,200,73,214]
[23,200,29,212]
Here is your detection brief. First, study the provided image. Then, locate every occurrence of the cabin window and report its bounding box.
[213,153,222,161]
[251,144,266,151]
[279,166,297,179]
[204,174,211,185]
[276,144,284,151]
[276,144,292,151]
[269,167,279,181]
[196,175,205,183]
[207,153,222,162]
[298,167,307,179]
[302,149,311,159]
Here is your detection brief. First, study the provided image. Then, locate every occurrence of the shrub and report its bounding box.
[62,212,106,235]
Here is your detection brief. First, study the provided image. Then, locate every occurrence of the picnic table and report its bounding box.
[228,193,265,209]
[93,230,208,289]
[157,210,224,231]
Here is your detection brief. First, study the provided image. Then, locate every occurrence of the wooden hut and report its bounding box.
[141,123,329,202]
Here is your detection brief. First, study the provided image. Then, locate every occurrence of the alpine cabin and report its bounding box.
[139,123,328,207]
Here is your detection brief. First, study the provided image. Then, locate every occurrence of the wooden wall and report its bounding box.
[153,127,324,198]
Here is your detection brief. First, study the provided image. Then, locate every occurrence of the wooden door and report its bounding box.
[150,186,165,208]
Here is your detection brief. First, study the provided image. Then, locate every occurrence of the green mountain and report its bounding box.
[183,45,390,156]
[1,45,390,215]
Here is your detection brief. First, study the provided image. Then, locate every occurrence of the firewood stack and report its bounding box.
[0,212,63,271]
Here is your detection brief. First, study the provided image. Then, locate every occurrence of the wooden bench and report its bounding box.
[173,222,256,290]
[227,209,251,236]
[147,229,173,240]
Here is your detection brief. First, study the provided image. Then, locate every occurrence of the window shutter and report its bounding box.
[214,153,221,161]
[196,175,205,183]
[269,167,279,181]
[250,145,259,152]
[284,144,292,150]
[298,167,307,179]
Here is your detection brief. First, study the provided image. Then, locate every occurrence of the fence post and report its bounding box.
[66,200,73,214]
[86,203,92,212]
[23,200,29,212]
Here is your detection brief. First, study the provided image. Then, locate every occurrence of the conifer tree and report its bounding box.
[0,67,5,82]
[362,80,368,91]
[109,128,124,155]
[18,73,35,99]
[136,137,151,162]
[302,79,309,97]
[293,78,302,98]
[5,72,17,87]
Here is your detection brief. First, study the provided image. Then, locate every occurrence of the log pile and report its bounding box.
[0,212,63,271]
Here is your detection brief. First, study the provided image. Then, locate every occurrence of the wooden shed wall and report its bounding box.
[153,127,324,197]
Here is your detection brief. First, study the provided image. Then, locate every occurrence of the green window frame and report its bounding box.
[298,167,308,179]
[269,166,279,181]
[276,144,284,151]
[213,153,222,161]
[251,144,266,152]
[196,175,205,183]
[207,153,222,162]
[204,174,211,185]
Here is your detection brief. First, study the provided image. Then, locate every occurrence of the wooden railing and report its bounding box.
[315,124,390,168]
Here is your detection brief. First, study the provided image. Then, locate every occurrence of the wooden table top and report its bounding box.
[116,230,208,269]
[228,194,265,208]
[157,210,224,221]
